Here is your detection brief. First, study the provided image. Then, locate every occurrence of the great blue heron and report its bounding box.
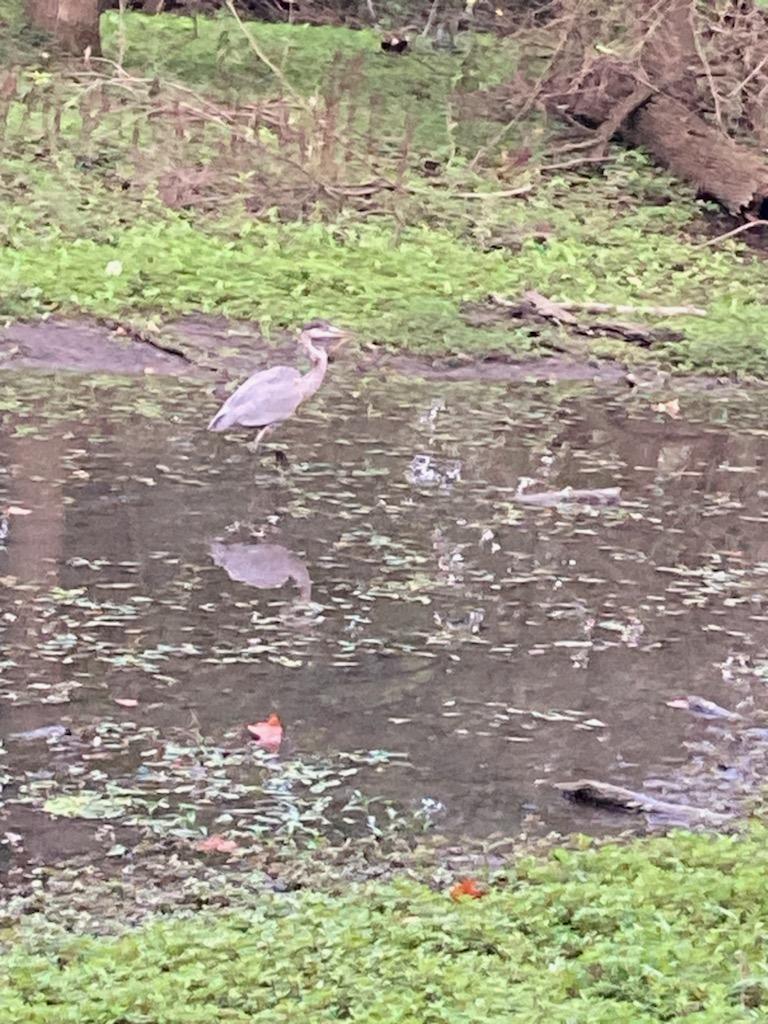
[207,320,349,452]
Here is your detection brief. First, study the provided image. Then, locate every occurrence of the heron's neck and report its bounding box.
[301,342,328,398]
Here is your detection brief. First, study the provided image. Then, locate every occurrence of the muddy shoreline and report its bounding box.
[0,314,713,386]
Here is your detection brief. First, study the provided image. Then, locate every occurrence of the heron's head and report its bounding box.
[298,320,350,359]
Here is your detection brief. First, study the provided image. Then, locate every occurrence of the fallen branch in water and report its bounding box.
[515,484,621,507]
[666,695,742,721]
[554,779,732,827]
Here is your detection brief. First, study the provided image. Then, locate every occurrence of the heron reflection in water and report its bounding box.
[207,320,350,455]
[210,541,312,604]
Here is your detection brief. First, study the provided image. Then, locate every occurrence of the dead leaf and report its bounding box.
[5,505,31,516]
[450,878,485,901]
[246,712,283,752]
[197,834,240,854]
[114,698,139,708]
[652,399,680,418]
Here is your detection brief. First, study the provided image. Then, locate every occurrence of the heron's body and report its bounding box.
[206,321,346,450]
[208,365,317,432]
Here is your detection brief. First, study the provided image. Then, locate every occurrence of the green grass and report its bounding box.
[2,0,768,372]
[0,0,45,65]
[5,824,768,1022]
[101,13,515,154]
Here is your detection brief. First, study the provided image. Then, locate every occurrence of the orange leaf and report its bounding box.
[246,712,283,752]
[450,878,485,901]
[197,834,239,854]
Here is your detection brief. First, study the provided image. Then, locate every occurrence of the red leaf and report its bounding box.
[246,713,283,752]
[197,834,239,854]
[450,878,485,901]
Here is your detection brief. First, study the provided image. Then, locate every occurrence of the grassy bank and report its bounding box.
[2,0,768,372]
[4,824,768,1022]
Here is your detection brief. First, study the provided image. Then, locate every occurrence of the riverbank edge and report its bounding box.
[2,315,765,389]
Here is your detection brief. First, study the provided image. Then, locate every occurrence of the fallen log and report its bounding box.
[554,778,732,827]
[556,65,768,215]
[544,2,768,218]
[627,94,768,215]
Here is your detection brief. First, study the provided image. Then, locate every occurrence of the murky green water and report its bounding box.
[2,369,768,869]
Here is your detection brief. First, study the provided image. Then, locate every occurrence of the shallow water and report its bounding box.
[2,369,768,867]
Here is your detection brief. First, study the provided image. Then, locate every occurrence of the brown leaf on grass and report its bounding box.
[196,834,240,854]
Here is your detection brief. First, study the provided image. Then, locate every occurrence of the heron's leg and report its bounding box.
[248,425,273,454]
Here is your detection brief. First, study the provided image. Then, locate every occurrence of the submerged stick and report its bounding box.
[555,779,731,827]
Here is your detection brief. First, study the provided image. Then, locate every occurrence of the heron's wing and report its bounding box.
[208,366,304,431]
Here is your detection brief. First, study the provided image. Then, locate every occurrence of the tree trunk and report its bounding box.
[25,0,101,55]
[547,0,768,217]
[627,94,768,215]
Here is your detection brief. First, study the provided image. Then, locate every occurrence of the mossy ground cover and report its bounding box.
[4,824,768,1022]
[2,0,768,372]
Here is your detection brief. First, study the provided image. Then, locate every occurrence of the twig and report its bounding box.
[404,184,532,200]
[541,135,614,158]
[223,0,303,103]
[689,5,723,129]
[541,155,613,173]
[443,186,533,199]
[727,52,768,98]
[116,0,127,69]
[695,219,768,248]
[590,79,653,157]
[422,0,441,37]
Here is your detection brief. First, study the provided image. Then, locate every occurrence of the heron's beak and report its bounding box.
[328,330,353,359]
